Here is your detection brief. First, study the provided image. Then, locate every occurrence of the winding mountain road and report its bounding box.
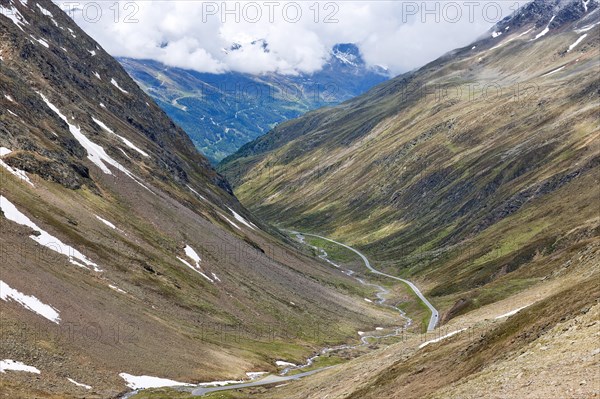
[296,232,439,332]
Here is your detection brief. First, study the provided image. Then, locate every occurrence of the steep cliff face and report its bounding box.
[1,0,231,197]
[0,1,395,397]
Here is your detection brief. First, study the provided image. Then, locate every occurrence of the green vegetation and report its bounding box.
[119,53,388,163]
[304,236,359,264]
[299,233,432,333]
[131,389,194,399]
[221,21,599,331]
[285,354,345,376]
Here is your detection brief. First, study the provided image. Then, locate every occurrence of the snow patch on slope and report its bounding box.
[36,3,52,17]
[0,4,28,31]
[1,195,101,271]
[178,245,214,282]
[67,378,92,389]
[184,245,201,265]
[419,328,467,349]
[95,215,116,229]
[0,280,60,324]
[0,147,34,186]
[542,65,565,76]
[92,118,149,157]
[188,185,206,200]
[490,28,534,51]
[109,284,127,294]
[332,49,358,66]
[518,28,534,37]
[582,0,590,12]
[111,78,128,94]
[0,359,40,374]
[35,2,58,26]
[119,373,193,389]
[39,94,150,191]
[495,304,531,319]
[576,21,600,33]
[227,207,256,230]
[30,35,49,48]
[220,213,241,230]
[568,34,588,51]
[533,16,555,40]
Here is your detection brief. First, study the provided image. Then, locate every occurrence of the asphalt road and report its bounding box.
[297,233,439,332]
[191,367,333,396]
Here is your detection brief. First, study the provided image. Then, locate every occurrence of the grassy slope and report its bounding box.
[215,7,600,395]
[185,240,598,399]
[220,20,600,324]
[126,245,599,398]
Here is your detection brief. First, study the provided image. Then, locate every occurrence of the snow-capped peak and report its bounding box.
[330,43,363,67]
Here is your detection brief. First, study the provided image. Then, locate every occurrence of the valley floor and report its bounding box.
[129,239,600,399]
[251,241,600,399]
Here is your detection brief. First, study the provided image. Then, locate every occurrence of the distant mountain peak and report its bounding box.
[330,43,364,67]
[325,43,389,76]
[222,39,269,55]
[251,38,270,53]
[489,0,598,35]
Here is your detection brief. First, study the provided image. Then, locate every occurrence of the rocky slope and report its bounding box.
[244,242,599,399]
[220,0,600,327]
[0,1,397,397]
[119,44,389,163]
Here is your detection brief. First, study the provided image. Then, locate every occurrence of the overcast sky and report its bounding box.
[54,1,529,76]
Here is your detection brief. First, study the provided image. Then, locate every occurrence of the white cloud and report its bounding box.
[54,1,528,75]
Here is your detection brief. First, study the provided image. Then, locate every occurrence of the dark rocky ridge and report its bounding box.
[1,0,232,198]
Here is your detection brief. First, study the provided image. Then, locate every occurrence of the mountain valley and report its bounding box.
[1,0,599,398]
[119,44,389,163]
[0,1,398,397]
